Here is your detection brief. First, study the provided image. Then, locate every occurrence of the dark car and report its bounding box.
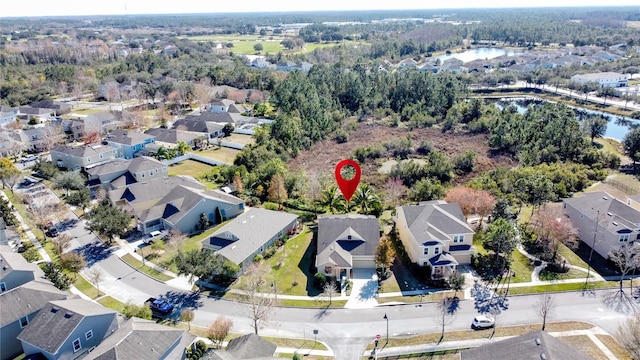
[146,297,174,316]
[45,224,60,237]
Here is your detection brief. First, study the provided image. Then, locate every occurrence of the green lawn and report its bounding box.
[226,133,256,146]
[74,276,100,299]
[168,159,214,179]
[98,296,125,312]
[228,227,317,296]
[539,268,592,281]
[121,253,174,282]
[508,279,635,294]
[509,250,533,283]
[194,147,240,164]
[557,243,590,268]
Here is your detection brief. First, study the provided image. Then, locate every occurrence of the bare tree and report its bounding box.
[241,262,278,335]
[617,313,640,360]
[88,267,103,296]
[207,316,233,349]
[609,242,640,293]
[180,308,195,330]
[536,293,555,331]
[322,279,339,305]
[434,295,457,343]
[51,233,72,255]
[165,228,186,252]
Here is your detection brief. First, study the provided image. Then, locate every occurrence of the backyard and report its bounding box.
[167,159,214,179]
[194,147,241,164]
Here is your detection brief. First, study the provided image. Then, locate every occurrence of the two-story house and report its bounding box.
[563,192,640,260]
[202,208,298,275]
[50,143,118,170]
[144,127,203,149]
[172,118,224,140]
[395,201,476,279]
[0,280,68,360]
[315,214,380,280]
[1,250,43,292]
[105,129,155,159]
[209,99,236,113]
[17,299,119,359]
[0,106,18,127]
[85,156,168,191]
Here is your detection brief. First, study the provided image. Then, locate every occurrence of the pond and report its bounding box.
[494,97,640,141]
[436,47,524,63]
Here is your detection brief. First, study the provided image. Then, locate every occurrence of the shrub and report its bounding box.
[335,129,348,143]
[263,202,279,211]
[314,272,327,289]
[23,247,41,262]
[253,254,263,262]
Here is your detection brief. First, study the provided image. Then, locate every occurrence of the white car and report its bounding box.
[472,315,495,329]
[143,230,166,244]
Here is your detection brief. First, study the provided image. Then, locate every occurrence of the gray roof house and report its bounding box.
[563,192,640,260]
[1,250,44,292]
[460,330,594,360]
[85,156,168,190]
[84,111,119,136]
[0,105,18,127]
[50,143,118,170]
[202,208,299,274]
[224,333,277,359]
[110,176,205,215]
[105,129,155,159]
[18,299,119,360]
[316,214,380,280]
[0,280,68,360]
[144,127,203,148]
[138,185,245,235]
[83,316,196,360]
[172,118,224,139]
[28,100,72,116]
[395,201,475,279]
[209,99,236,113]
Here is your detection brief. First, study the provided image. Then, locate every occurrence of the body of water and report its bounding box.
[494,98,639,141]
[436,48,523,63]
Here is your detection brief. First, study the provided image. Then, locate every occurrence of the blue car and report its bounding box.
[147,297,174,315]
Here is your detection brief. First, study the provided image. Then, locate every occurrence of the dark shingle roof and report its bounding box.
[226,333,277,359]
[106,129,154,146]
[1,251,41,280]
[51,144,117,158]
[17,299,116,354]
[128,156,165,173]
[84,317,194,360]
[460,331,595,360]
[144,128,202,144]
[317,214,380,259]
[0,280,68,327]
[564,192,640,232]
[428,252,458,266]
[398,201,474,242]
[109,176,205,207]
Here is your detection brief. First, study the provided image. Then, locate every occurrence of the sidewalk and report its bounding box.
[367,326,618,360]
[0,190,51,263]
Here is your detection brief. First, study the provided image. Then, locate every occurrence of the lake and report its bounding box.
[436,48,523,63]
[494,98,639,141]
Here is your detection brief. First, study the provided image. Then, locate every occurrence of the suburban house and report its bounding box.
[1,250,44,292]
[83,317,196,360]
[395,201,476,279]
[0,280,68,360]
[137,185,245,235]
[0,105,18,127]
[172,118,224,140]
[144,127,204,148]
[104,129,155,159]
[17,299,119,359]
[209,99,236,113]
[50,143,118,170]
[563,192,640,259]
[28,100,72,116]
[202,208,299,274]
[17,106,51,123]
[218,333,278,359]
[460,331,594,360]
[16,126,64,152]
[84,111,119,136]
[570,72,628,88]
[85,156,168,190]
[110,175,205,215]
[315,214,381,280]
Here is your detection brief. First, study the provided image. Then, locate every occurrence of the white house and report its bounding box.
[570,72,629,88]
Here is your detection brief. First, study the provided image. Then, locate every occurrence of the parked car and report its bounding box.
[21,155,39,164]
[145,297,174,316]
[45,223,60,237]
[143,230,167,244]
[472,315,495,329]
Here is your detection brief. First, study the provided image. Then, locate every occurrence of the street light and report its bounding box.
[383,313,389,345]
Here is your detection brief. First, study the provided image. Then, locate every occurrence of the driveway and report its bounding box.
[344,268,379,309]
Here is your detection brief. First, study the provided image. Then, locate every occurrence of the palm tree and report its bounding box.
[319,185,344,214]
[175,141,191,156]
[353,184,381,215]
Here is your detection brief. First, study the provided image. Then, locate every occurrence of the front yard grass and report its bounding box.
[508,279,634,294]
[559,335,608,360]
[557,243,589,268]
[97,296,125,312]
[509,250,533,283]
[595,334,634,360]
[73,276,100,299]
[539,268,591,281]
[377,291,454,304]
[121,253,174,282]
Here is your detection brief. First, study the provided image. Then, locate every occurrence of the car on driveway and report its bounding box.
[472,315,495,329]
[143,230,167,244]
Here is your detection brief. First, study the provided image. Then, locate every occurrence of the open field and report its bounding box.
[226,133,256,146]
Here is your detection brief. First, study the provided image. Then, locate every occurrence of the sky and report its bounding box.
[1,0,639,18]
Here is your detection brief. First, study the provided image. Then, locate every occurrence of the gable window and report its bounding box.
[73,338,82,352]
[85,330,93,340]
[423,248,429,255]
[0,282,6,292]
[19,316,29,328]
[453,235,464,243]
[87,156,91,162]
[434,247,440,255]
[619,234,630,242]
[141,172,145,178]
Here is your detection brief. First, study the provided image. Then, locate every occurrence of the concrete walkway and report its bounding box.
[0,190,51,262]
[368,326,618,360]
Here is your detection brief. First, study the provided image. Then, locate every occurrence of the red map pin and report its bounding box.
[334,159,361,202]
